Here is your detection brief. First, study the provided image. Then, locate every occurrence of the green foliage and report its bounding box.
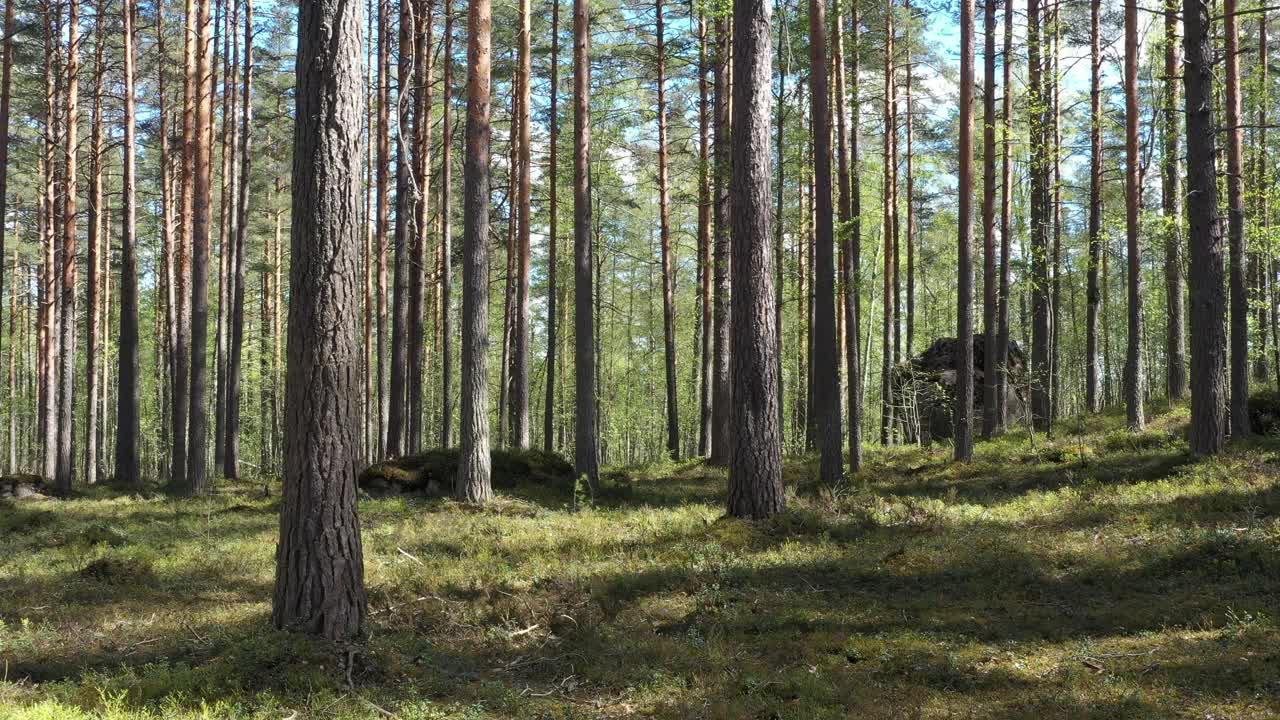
[3,405,1280,718]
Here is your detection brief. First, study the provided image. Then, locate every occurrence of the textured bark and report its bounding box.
[808,0,843,481]
[375,0,391,456]
[114,0,140,486]
[225,0,253,475]
[1027,0,1049,433]
[215,0,237,469]
[1163,0,1186,401]
[709,17,731,465]
[656,0,678,460]
[1225,0,1249,436]
[272,0,368,641]
[458,0,493,502]
[186,0,214,494]
[39,7,57,484]
[697,10,712,457]
[954,0,974,461]
[573,0,599,485]
[774,4,788,449]
[511,0,531,450]
[727,0,783,519]
[55,0,79,494]
[542,0,558,453]
[1086,0,1103,414]
[1183,0,1225,454]
[1123,0,1145,430]
[980,0,996,438]
[171,0,195,488]
[903,0,913,361]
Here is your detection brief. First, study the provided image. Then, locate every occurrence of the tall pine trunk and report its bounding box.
[1123,0,1145,430]
[656,0,678,460]
[954,0,974,460]
[272,0,367,640]
[727,0,783,518]
[1086,0,1103,413]
[55,0,80,493]
[542,0,558,452]
[458,0,493,501]
[1163,0,1186,400]
[225,0,253,475]
[1225,0,1249,435]
[573,0,600,485]
[186,0,215,493]
[980,0,996,438]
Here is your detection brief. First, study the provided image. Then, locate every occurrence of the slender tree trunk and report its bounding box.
[407,0,434,452]
[1086,0,1103,414]
[215,0,236,469]
[1123,0,1145,430]
[0,0,15,425]
[1027,0,1050,433]
[510,0,531,450]
[272,0,368,641]
[1225,0,1249,435]
[993,0,1012,432]
[55,0,80,494]
[573,0,599,485]
[375,0,391,456]
[808,0,843,481]
[542,0,557,453]
[40,4,58,485]
[1163,0,1186,401]
[115,0,140,486]
[880,0,895,444]
[697,10,713,457]
[709,17,732,465]
[441,0,455,447]
[85,9,104,485]
[954,0,974,460]
[655,0,678,460]
[903,0,913,361]
[845,3,862,468]
[980,0,996,438]
[386,0,414,457]
[1184,0,1225,454]
[186,0,215,493]
[727,0,783,518]
[458,0,493,501]
[774,1,788,450]
[225,0,253,475]
[172,0,196,488]
[1049,11,1061,419]
[1254,14,1269,384]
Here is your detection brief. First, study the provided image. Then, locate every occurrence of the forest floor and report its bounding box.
[2,403,1279,719]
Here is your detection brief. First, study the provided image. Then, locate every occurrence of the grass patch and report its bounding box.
[2,404,1279,718]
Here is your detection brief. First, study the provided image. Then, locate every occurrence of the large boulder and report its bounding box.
[891,336,1028,443]
[359,447,575,496]
[0,474,51,500]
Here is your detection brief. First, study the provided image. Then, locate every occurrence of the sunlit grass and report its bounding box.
[2,404,1279,718]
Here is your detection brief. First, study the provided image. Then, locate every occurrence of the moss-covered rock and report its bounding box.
[0,474,50,499]
[1248,389,1280,436]
[359,447,575,496]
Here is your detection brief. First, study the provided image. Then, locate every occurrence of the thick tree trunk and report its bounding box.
[727,0,783,518]
[808,0,843,481]
[542,0,558,453]
[1123,0,1145,430]
[1086,0,1103,414]
[1183,0,1225,454]
[1225,0,1249,436]
[573,0,599,485]
[656,0,678,460]
[272,0,367,641]
[186,0,215,493]
[114,0,140,486]
[458,0,493,502]
[1163,0,1186,401]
